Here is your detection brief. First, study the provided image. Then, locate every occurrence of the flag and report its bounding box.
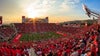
[82,4,91,17]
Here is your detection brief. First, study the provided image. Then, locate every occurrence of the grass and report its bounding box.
[20,32,62,41]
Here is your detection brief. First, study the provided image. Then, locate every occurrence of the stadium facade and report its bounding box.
[22,16,48,23]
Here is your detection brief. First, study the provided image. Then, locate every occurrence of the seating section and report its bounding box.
[0,23,82,41]
[14,23,35,33]
[14,23,82,34]
[0,24,99,56]
[0,26,15,40]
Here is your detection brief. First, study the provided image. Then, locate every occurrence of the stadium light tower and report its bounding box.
[82,4,100,24]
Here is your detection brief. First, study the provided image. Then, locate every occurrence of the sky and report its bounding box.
[0,0,100,24]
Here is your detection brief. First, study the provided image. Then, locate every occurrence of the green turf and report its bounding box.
[20,32,61,41]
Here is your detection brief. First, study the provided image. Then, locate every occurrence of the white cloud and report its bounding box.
[60,0,81,12]
[22,0,57,17]
[20,0,81,16]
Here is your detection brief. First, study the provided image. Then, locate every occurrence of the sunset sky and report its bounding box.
[0,0,100,24]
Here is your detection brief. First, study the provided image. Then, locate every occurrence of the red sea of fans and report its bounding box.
[0,23,99,56]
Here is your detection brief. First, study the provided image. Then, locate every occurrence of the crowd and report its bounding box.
[14,23,81,34]
[0,26,15,41]
[0,42,36,56]
[33,28,98,56]
[0,24,99,56]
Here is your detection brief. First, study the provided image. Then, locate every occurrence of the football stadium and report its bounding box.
[0,0,100,56]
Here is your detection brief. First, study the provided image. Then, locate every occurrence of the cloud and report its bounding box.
[60,0,81,12]
[23,0,57,16]
[20,0,82,16]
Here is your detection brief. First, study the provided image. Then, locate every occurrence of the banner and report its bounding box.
[13,34,22,42]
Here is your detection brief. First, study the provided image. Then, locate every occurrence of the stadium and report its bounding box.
[0,0,100,56]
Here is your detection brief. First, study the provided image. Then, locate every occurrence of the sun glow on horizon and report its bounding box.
[25,6,40,18]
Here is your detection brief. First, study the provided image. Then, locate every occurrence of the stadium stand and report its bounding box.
[0,24,99,56]
[0,26,15,41]
[0,23,99,56]
[14,23,82,34]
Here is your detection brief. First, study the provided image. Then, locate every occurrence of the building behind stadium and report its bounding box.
[22,16,48,23]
